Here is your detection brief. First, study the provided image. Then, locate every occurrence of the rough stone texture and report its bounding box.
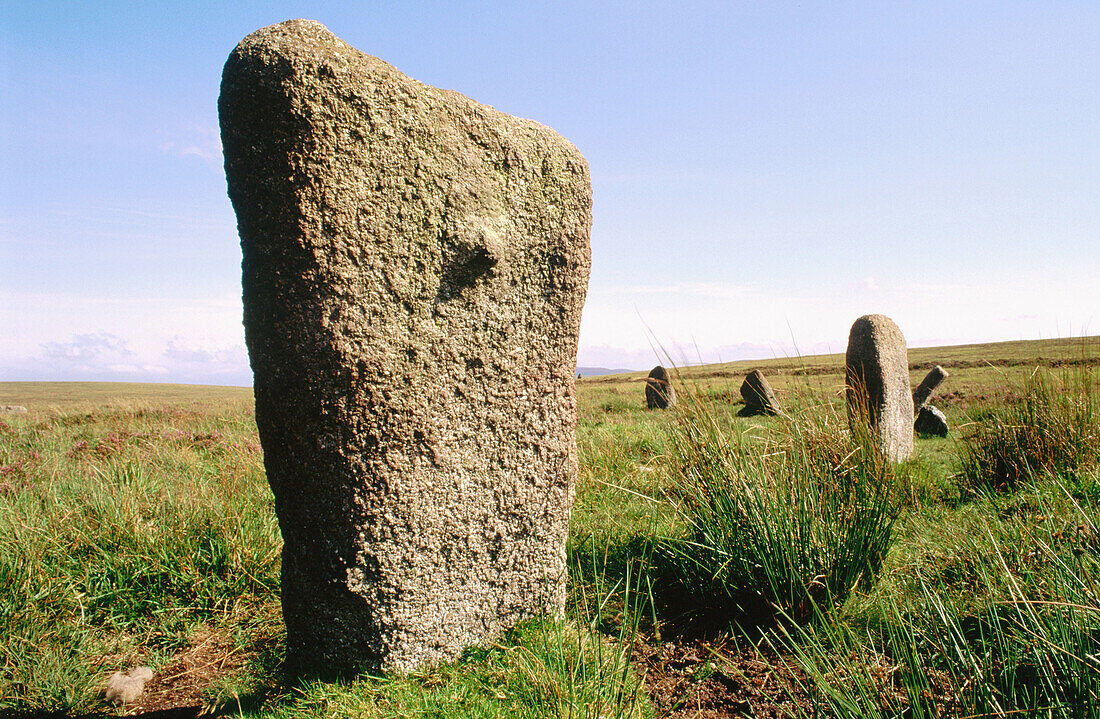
[912,365,949,414]
[739,369,780,416]
[0,406,27,413]
[845,314,914,462]
[645,365,676,409]
[220,20,591,676]
[105,667,153,706]
[915,404,949,437]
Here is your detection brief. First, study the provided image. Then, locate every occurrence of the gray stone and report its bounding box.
[912,365,949,414]
[0,406,27,413]
[220,20,591,676]
[845,314,914,462]
[644,365,676,409]
[739,369,780,416]
[915,404,949,437]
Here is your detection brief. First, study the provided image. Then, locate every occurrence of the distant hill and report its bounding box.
[576,335,1100,387]
[576,366,636,378]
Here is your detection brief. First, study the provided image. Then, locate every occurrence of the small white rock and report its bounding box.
[104,666,153,706]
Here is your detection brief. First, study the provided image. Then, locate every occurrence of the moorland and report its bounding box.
[1,334,1098,717]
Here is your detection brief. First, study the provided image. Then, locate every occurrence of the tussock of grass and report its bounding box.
[775,476,1100,718]
[661,386,901,622]
[958,366,1099,492]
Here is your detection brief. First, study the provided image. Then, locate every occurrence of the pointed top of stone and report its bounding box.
[739,369,781,416]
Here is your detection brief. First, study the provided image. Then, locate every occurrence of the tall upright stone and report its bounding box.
[845,315,914,462]
[220,20,591,676]
[645,365,676,409]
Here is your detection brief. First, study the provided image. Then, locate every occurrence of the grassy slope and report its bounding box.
[0,382,251,410]
[1,334,1098,716]
[3,334,1094,409]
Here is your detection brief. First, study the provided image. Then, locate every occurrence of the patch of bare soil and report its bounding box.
[634,636,812,718]
[118,627,247,718]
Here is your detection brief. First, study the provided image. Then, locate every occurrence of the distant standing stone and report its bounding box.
[915,404,949,437]
[845,314,914,461]
[220,20,591,676]
[739,369,780,416]
[645,365,676,409]
[912,365,949,414]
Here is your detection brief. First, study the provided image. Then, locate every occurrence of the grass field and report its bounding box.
[1,335,1098,717]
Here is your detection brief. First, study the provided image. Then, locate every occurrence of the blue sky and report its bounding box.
[2,2,1098,384]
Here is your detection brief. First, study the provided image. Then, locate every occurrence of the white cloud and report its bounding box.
[578,270,1099,369]
[2,267,1095,385]
[591,281,751,300]
[159,123,221,166]
[3,331,246,385]
[162,336,250,382]
[41,332,132,364]
[0,289,250,385]
[859,276,879,291]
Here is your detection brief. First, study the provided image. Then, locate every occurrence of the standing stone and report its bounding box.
[739,369,780,416]
[845,315,914,462]
[220,20,591,676]
[912,365,949,414]
[645,365,676,409]
[915,405,949,437]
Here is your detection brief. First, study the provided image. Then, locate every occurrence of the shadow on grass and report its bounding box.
[568,531,790,646]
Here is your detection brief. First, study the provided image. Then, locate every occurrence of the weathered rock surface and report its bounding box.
[105,667,153,706]
[0,406,27,413]
[912,365,949,414]
[915,404,949,437]
[220,20,591,676]
[645,365,676,409]
[739,369,780,416]
[845,314,914,461]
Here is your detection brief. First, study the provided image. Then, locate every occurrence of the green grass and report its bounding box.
[659,386,901,622]
[218,617,649,719]
[0,401,276,713]
[1,335,1099,716]
[957,365,1100,493]
[773,473,1100,718]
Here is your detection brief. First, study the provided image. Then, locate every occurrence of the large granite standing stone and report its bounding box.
[739,369,780,416]
[845,315,914,462]
[220,20,591,676]
[645,365,676,409]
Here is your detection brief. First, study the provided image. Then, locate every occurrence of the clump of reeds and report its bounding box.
[775,478,1100,718]
[661,382,901,622]
[958,365,1099,493]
